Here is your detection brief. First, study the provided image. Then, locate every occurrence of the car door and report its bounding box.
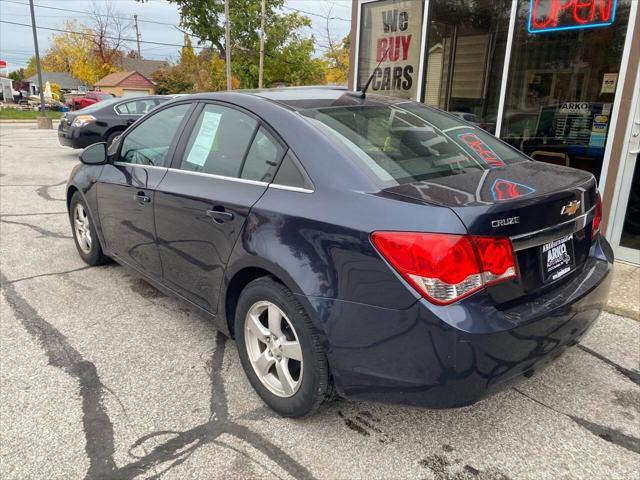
[97,102,194,278]
[154,102,286,311]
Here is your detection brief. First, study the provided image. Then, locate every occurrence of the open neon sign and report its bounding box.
[528,0,617,33]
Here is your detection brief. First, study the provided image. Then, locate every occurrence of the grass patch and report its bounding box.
[0,110,63,120]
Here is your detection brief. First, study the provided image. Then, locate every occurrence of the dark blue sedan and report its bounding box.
[66,87,613,417]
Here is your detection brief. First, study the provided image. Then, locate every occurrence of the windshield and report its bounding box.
[98,93,114,100]
[300,103,526,187]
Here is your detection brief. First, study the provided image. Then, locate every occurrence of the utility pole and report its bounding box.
[224,0,232,91]
[258,0,265,88]
[134,14,142,58]
[28,0,50,129]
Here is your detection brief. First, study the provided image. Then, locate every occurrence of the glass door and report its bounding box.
[421,0,513,134]
[609,64,640,264]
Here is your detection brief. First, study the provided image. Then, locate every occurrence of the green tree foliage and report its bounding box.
[167,0,325,88]
[324,36,350,85]
[152,35,232,94]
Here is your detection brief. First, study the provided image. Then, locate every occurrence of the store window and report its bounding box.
[422,0,512,134]
[500,0,631,182]
[357,0,425,100]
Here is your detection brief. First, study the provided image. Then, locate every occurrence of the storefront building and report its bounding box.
[348,0,640,264]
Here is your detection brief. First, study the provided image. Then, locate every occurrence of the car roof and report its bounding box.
[183,87,413,111]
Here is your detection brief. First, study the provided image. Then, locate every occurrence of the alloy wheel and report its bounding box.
[244,301,303,398]
[73,203,92,254]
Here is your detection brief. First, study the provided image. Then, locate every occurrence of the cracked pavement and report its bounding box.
[1,123,639,479]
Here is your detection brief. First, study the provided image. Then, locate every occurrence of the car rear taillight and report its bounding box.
[370,232,517,305]
[592,192,602,238]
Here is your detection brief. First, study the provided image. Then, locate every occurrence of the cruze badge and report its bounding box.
[561,200,581,216]
[491,216,520,228]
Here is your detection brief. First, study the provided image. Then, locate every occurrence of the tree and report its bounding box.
[152,36,239,94]
[168,0,325,88]
[8,68,26,83]
[88,0,129,68]
[41,20,112,85]
[324,36,349,85]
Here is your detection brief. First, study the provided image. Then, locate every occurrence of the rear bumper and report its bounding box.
[300,236,613,408]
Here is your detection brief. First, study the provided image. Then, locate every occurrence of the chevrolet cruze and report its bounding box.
[66,87,613,417]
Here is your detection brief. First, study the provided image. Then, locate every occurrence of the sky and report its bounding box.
[0,0,352,72]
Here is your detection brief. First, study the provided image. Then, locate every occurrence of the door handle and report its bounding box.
[135,191,151,205]
[206,208,234,224]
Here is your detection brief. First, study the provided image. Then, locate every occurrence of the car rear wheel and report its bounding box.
[235,277,331,417]
[70,191,109,266]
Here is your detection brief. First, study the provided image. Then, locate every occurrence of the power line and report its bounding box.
[282,5,350,22]
[0,19,207,49]
[0,0,178,27]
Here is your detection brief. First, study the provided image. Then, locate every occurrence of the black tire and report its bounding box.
[69,191,109,266]
[235,277,331,417]
[106,130,123,147]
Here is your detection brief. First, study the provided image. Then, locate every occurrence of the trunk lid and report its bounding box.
[384,160,598,304]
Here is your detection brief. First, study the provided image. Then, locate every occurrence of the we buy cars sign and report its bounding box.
[528,0,617,33]
[358,0,423,100]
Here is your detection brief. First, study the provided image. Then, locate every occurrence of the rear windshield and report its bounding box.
[300,103,527,186]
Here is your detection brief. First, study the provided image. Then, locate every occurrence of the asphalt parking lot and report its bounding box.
[1,122,639,480]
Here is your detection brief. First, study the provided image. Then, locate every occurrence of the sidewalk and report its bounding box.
[607,261,640,320]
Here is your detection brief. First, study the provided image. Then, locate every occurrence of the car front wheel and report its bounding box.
[69,191,109,266]
[235,277,331,417]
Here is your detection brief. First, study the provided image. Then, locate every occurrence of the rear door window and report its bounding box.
[179,104,258,178]
[240,127,285,182]
[116,99,157,115]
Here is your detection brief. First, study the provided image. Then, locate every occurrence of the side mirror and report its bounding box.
[80,142,107,165]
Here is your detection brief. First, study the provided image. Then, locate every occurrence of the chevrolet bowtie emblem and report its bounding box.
[561,200,581,216]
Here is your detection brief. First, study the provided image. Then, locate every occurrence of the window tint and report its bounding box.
[180,104,257,177]
[241,127,284,182]
[273,151,313,190]
[119,103,190,167]
[116,99,157,115]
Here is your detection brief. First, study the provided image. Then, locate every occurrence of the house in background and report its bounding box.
[26,72,85,95]
[94,71,155,97]
[116,58,169,78]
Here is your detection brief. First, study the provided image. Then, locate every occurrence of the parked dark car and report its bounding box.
[66,87,613,417]
[58,95,171,149]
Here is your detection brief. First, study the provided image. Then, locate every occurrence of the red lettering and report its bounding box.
[530,0,615,31]
[573,0,595,23]
[401,34,412,60]
[388,37,400,62]
[376,38,388,62]
[596,0,614,21]
[556,0,576,26]
[531,0,555,29]
[459,133,505,167]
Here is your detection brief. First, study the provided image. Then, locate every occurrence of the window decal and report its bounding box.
[491,178,536,201]
[528,0,617,34]
[457,132,505,168]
